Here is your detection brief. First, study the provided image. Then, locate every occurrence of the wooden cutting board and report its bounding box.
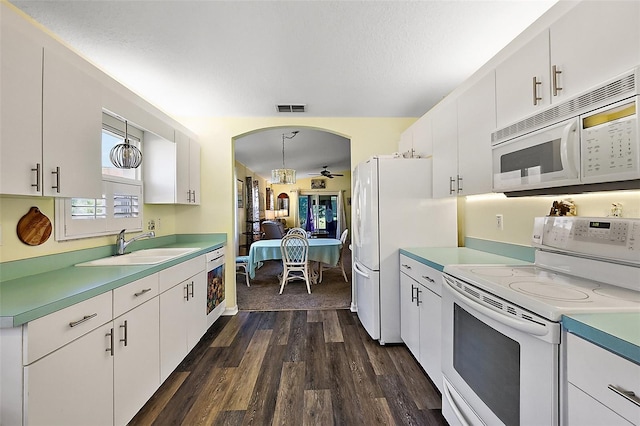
[17,207,52,246]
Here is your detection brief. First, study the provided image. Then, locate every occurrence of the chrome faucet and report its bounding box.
[116,229,155,255]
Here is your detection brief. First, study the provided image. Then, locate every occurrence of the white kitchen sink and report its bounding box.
[75,247,200,266]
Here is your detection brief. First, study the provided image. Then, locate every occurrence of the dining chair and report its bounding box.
[319,228,349,283]
[286,227,308,237]
[279,234,311,294]
[235,255,250,287]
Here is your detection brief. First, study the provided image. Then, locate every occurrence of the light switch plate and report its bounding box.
[496,214,504,230]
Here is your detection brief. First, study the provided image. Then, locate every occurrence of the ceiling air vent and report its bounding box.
[277,104,306,113]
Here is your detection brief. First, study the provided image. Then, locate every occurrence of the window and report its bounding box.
[55,112,144,240]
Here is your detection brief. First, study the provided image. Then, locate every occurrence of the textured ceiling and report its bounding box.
[10,0,557,179]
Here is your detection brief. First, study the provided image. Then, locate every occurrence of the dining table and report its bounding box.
[247,238,342,280]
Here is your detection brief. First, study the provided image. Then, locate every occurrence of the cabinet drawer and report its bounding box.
[159,256,204,293]
[113,273,159,318]
[399,255,442,295]
[24,291,112,365]
[567,332,640,424]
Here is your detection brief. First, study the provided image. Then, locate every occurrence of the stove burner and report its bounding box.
[469,267,536,278]
[509,281,591,301]
[593,287,640,303]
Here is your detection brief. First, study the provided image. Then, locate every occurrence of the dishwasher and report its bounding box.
[206,247,225,327]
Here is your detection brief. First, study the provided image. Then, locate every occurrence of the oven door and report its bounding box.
[492,117,580,192]
[441,275,560,426]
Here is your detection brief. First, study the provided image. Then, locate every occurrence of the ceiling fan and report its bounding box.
[310,166,344,179]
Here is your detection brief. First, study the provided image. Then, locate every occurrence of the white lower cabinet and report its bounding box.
[399,254,443,392]
[159,256,207,382]
[24,322,114,426]
[565,332,640,425]
[113,298,160,426]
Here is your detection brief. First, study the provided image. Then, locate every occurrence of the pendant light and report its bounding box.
[271,131,299,184]
[110,120,142,169]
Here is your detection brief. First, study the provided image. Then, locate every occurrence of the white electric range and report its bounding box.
[440,216,640,426]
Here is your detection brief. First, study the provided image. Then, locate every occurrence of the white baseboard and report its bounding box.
[223,305,239,316]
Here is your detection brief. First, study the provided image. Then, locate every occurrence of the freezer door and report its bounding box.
[353,159,379,271]
[354,259,380,340]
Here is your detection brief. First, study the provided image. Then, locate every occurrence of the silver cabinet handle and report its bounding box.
[416,288,422,306]
[449,177,456,194]
[191,190,196,203]
[608,384,640,407]
[51,166,61,193]
[422,275,435,283]
[411,285,418,303]
[189,281,195,298]
[31,163,41,192]
[69,313,97,328]
[184,284,190,301]
[119,320,128,347]
[106,328,114,356]
[134,288,152,297]
[552,65,562,97]
[457,175,463,193]
[532,76,542,105]
[401,264,412,270]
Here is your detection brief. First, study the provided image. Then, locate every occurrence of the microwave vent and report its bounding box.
[492,69,637,144]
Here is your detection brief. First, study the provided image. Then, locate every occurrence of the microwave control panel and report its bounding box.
[581,98,639,182]
[532,216,640,264]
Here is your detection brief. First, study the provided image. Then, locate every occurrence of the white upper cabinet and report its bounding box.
[431,100,459,198]
[176,130,201,205]
[496,1,640,129]
[144,130,200,205]
[42,49,102,198]
[0,8,43,196]
[399,114,433,158]
[0,4,102,198]
[495,30,551,128]
[456,72,495,196]
[549,1,640,103]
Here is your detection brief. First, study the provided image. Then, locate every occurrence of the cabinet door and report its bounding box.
[400,273,420,360]
[495,30,550,128]
[24,323,114,426]
[457,71,495,196]
[189,139,201,204]
[186,270,207,351]
[0,8,43,196]
[431,101,458,198]
[419,285,442,393]
[550,1,640,103]
[114,298,160,426]
[175,130,191,204]
[411,114,433,158]
[42,48,102,198]
[567,383,633,426]
[159,282,189,382]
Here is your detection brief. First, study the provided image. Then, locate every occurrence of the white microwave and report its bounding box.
[492,95,639,194]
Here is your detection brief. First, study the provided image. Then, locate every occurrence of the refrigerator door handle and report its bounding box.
[353,261,370,279]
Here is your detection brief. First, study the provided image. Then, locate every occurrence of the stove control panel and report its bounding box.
[532,216,640,264]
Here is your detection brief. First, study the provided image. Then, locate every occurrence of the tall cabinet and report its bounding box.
[0,7,102,198]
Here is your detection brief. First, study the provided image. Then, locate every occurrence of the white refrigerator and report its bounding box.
[352,156,457,344]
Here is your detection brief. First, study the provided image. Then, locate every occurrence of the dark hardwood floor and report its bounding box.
[130,310,445,425]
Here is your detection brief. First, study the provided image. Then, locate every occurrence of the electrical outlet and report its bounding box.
[147,219,155,231]
[496,214,504,230]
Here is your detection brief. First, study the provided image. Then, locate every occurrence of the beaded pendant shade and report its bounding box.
[271,131,299,184]
[110,120,142,169]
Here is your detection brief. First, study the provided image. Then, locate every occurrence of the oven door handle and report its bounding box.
[442,378,478,426]
[444,277,550,337]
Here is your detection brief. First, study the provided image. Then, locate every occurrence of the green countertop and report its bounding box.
[0,234,226,328]
[400,246,531,272]
[562,313,640,365]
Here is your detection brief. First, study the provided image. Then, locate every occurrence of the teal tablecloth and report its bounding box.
[248,238,342,278]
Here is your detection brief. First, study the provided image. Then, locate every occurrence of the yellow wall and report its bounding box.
[463,190,640,246]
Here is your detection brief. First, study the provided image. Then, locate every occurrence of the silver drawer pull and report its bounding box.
[401,264,412,270]
[69,313,98,328]
[134,288,152,297]
[120,320,128,347]
[421,275,435,283]
[106,328,114,356]
[608,384,640,407]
